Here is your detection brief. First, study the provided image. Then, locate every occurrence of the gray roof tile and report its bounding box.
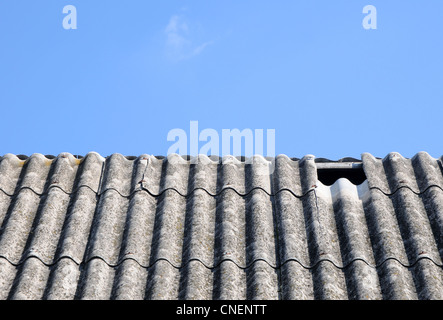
[0,152,443,300]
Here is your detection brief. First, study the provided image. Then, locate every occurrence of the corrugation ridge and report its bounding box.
[0,254,80,267]
[382,152,421,194]
[0,184,98,197]
[0,154,26,196]
[0,183,98,266]
[0,255,443,276]
[328,178,377,268]
[8,152,441,198]
[3,184,442,266]
[0,152,381,198]
[82,187,129,265]
[97,153,140,197]
[180,186,216,274]
[0,184,320,199]
[411,152,443,191]
[244,186,278,268]
[0,154,82,161]
[1,258,442,300]
[2,153,372,164]
[4,258,440,300]
[2,253,442,271]
[363,152,443,194]
[0,151,105,197]
[374,151,440,163]
[0,152,104,196]
[368,184,443,197]
[0,188,43,264]
[10,153,53,196]
[17,186,72,268]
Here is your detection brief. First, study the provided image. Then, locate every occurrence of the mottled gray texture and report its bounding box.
[0,152,442,300]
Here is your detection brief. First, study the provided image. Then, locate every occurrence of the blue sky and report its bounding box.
[0,1,442,160]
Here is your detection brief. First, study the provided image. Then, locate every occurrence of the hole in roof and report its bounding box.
[317,166,367,186]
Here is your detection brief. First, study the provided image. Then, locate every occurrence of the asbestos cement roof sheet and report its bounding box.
[0,152,442,300]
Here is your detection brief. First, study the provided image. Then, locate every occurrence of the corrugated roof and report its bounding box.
[0,152,443,300]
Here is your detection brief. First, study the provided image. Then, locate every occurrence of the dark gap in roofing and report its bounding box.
[317,167,367,186]
[315,157,361,163]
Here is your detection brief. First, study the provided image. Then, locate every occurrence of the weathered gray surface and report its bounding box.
[0,152,443,300]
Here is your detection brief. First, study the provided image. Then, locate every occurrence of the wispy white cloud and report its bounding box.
[165,15,189,35]
[164,14,213,61]
[192,41,214,56]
